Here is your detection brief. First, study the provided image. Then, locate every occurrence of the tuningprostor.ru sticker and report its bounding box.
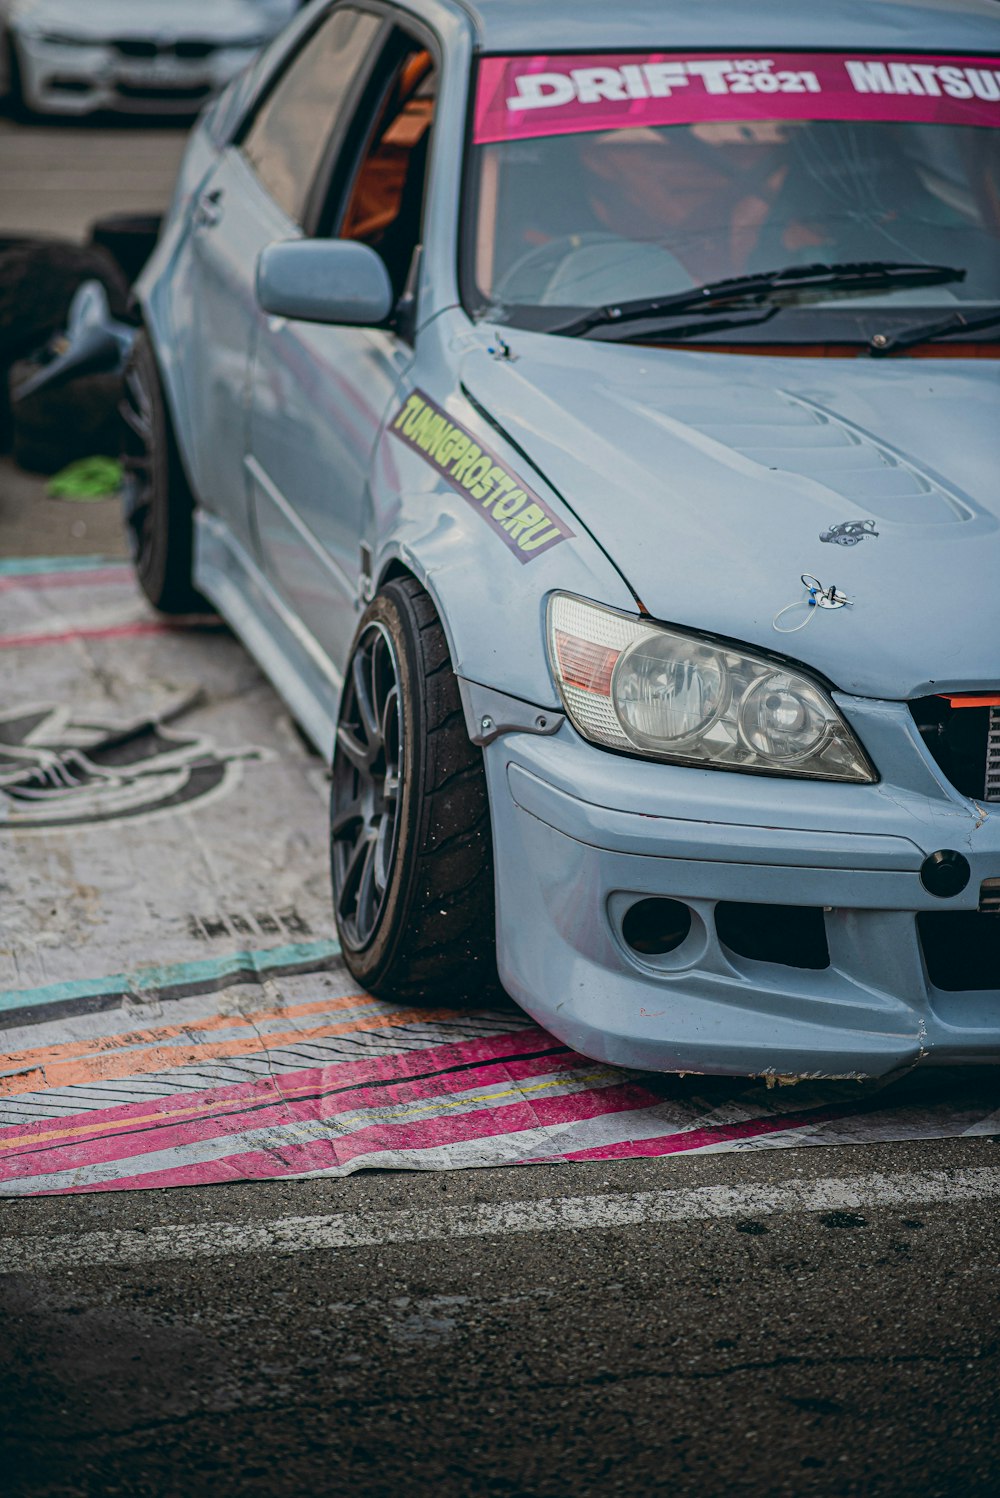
[390,390,573,562]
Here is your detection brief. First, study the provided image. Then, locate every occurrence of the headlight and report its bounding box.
[547,593,875,782]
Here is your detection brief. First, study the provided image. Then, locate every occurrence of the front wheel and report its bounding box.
[330,577,498,1004]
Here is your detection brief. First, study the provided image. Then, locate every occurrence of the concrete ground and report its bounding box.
[0,457,127,558]
[1,111,998,1498]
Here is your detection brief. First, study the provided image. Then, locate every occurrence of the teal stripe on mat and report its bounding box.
[0,555,128,577]
[0,940,342,1016]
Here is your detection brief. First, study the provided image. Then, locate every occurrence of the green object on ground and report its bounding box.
[47,456,123,501]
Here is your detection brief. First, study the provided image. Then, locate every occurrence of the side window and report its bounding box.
[338,46,437,298]
[240,6,382,225]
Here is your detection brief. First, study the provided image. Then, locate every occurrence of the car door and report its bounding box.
[183,2,384,558]
[247,24,438,677]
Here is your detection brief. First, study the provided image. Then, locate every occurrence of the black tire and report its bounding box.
[9,359,122,473]
[330,577,498,1004]
[88,213,163,287]
[0,240,129,460]
[119,329,208,614]
[0,240,130,368]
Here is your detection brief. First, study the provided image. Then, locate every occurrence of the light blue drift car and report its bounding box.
[128,0,1000,1079]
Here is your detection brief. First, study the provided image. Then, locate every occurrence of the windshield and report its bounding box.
[464,51,1000,342]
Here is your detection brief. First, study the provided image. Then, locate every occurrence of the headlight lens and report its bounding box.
[615,634,729,748]
[547,593,874,782]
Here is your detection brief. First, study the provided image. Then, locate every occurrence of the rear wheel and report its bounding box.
[119,330,207,614]
[330,577,498,1004]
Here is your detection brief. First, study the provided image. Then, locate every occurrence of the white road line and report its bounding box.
[3,1168,998,1274]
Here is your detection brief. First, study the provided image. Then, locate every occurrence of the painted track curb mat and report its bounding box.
[1,558,997,1195]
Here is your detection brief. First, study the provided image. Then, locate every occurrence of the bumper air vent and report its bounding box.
[715,903,830,971]
[621,898,692,956]
[114,81,210,101]
[918,910,1000,991]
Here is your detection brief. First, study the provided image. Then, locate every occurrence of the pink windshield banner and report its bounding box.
[473,53,1000,144]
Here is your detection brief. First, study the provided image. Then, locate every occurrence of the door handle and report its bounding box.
[193,188,224,229]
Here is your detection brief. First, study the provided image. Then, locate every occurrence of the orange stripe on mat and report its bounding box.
[1,1007,457,1096]
[2,992,378,1073]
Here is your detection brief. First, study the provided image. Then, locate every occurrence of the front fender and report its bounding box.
[368,357,636,711]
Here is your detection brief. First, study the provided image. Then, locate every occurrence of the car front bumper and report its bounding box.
[484,692,1000,1080]
[14,34,262,115]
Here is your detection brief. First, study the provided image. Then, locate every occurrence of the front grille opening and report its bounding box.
[918,912,1000,991]
[174,41,215,61]
[621,898,691,956]
[716,902,830,970]
[114,39,160,59]
[114,81,210,101]
[911,696,999,802]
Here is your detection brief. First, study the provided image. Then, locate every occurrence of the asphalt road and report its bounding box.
[0,114,187,241]
[4,1141,999,1497]
[1,113,999,1498]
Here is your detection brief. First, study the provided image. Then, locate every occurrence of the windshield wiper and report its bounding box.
[549,260,966,338]
[870,306,1000,356]
[571,306,782,345]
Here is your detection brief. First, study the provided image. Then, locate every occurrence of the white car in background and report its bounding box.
[0,0,301,116]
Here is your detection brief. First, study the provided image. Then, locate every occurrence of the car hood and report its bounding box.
[461,335,1000,700]
[11,0,286,43]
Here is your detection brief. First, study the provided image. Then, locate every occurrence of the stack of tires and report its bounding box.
[0,214,160,472]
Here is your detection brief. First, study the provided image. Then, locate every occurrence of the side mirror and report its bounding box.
[255,239,394,327]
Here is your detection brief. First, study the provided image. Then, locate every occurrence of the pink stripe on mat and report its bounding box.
[0,620,180,651]
[0,1028,555,1159]
[541,1103,875,1160]
[0,567,133,594]
[44,1080,657,1192]
[1,1043,596,1178]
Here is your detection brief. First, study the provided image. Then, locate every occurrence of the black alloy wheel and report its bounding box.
[329,578,498,1005]
[120,341,155,559]
[119,331,207,614]
[331,620,405,950]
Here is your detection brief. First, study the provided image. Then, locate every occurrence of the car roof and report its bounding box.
[449,0,1000,54]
